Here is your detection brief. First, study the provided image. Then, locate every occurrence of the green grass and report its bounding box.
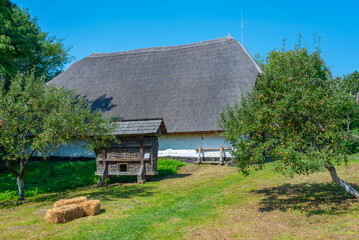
[0,156,358,239]
[0,158,186,202]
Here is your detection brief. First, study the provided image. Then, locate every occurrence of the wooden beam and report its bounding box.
[101,149,106,160]
[101,158,150,162]
[197,145,202,164]
[220,145,223,165]
[195,147,232,151]
[139,136,145,175]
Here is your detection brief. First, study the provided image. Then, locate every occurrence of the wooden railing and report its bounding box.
[195,145,234,164]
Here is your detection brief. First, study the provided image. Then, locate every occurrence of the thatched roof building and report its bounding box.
[49,36,261,135]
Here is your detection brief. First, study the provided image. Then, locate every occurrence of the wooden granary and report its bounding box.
[95,119,167,185]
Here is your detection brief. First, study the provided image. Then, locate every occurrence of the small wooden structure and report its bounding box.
[95,119,167,185]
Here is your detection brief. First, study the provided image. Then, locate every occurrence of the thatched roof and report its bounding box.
[113,119,167,136]
[49,36,261,134]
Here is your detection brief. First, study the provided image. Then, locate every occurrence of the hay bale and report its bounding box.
[53,196,87,208]
[80,200,101,216]
[45,204,84,224]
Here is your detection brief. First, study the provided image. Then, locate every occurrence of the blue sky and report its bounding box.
[15,0,359,76]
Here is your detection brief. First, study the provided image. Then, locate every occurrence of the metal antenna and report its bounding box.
[241,9,244,45]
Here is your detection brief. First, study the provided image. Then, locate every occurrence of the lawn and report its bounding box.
[0,156,358,239]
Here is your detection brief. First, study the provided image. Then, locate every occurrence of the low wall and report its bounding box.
[158,133,232,158]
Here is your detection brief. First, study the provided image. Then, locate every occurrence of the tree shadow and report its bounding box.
[27,183,157,208]
[251,182,359,216]
[152,173,192,181]
[79,94,116,113]
[91,94,117,112]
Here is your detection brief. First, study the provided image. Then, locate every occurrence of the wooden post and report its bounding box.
[197,145,202,164]
[97,149,108,186]
[231,147,234,165]
[137,165,145,184]
[97,164,108,186]
[138,136,145,184]
[102,149,106,160]
[219,145,223,165]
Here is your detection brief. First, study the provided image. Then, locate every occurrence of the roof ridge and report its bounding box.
[88,36,234,58]
[232,40,263,73]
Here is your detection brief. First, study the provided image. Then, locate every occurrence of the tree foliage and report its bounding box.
[340,70,359,96]
[0,73,116,200]
[219,38,359,197]
[0,1,72,86]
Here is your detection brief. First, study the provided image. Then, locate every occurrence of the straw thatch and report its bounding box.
[53,196,87,208]
[45,204,84,224]
[80,200,101,216]
[49,36,261,134]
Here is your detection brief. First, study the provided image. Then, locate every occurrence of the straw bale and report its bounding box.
[80,200,101,216]
[45,204,84,224]
[53,196,87,208]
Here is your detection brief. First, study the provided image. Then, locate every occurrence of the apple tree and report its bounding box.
[0,73,116,200]
[219,40,359,198]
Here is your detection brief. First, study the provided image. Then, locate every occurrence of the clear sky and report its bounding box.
[15,0,359,77]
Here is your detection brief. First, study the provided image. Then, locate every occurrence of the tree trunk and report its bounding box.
[17,177,25,201]
[326,165,359,198]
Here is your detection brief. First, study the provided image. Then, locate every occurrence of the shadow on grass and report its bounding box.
[251,182,359,216]
[152,173,191,182]
[34,183,157,205]
[0,173,192,209]
[0,158,190,208]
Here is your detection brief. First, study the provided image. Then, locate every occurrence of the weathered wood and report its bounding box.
[97,164,108,186]
[102,149,106,160]
[197,145,202,164]
[137,165,145,184]
[139,136,146,181]
[219,145,223,165]
[101,158,150,162]
[95,171,157,176]
[96,134,159,185]
[200,161,233,164]
[195,147,232,151]
[231,147,235,165]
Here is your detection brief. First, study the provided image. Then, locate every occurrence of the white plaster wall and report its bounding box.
[34,134,232,158]
[158,133,232,158]
[33,140,95,158]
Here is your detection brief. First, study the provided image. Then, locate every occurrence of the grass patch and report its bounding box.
[0,161,98,202]
[0,158,186,202]
[0,155,358,239]
[156,158,186,178]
